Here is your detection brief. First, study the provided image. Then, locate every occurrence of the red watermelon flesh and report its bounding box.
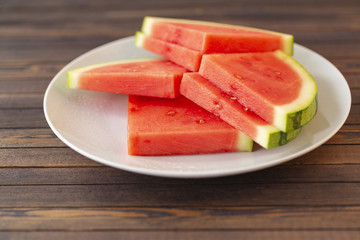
[127,95,253,156]
[67,59,188,98]
[135,32,202,72]
[180,73,301,149]
[141,17,293,55]
[200,52,299,122]
[199,50,317,132]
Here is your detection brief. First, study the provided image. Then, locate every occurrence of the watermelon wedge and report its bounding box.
[128,95,253,156]
[199,50,317,132]
[67,58,188,98]
[135,32,202,72]
[180,73,301,149]
[141,16,294,55]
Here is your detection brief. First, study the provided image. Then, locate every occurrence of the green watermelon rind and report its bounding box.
[236,132,254,152]
[141,16,294,56]
[272,51,318,132]
[67,58,164,89]
[258,125,302,149]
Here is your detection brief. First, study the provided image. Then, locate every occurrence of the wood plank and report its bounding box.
[350,88,360,104]
[0,183,360,207]
[346,104,360,125]
[0,22,359,40]
[0,129,65,148]
[0,93,44,109]
[1,0,358,8]
[1,164,360,185]
[0,79,50,93]
[0,148,101,167]
[0,231,359,240]
[0,109,47,128]
[0,46,97,62]
[0,145,359,168]
[289,145,360,165]
[326,125,360,144]
[0,60,65,80]
[1,3,359,26]
[0,206,360,231]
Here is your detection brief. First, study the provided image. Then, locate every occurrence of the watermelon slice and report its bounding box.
[180,73,301,149]
[141,16,294,55]
[199,50,317,132]
[135,32,202,72]
[128,95,253,156]
[67,58,188,98]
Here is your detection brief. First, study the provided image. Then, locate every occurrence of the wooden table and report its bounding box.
[1,0,359,239]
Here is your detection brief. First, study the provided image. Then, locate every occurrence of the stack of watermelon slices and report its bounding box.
[67,16,317,156]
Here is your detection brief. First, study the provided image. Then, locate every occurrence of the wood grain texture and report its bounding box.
[0,206,360,230]
[0,129,65,148]
[1,0,359,239]
[0,144,358,168]
[1,164,360,185]
[1,231,359,240]
[1,183,360,208]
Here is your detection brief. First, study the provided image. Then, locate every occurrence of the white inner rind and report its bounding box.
[272,51,317,132]
[282,35,294,56]
[236,132,253,152]
[135,32,145,47]
[254,125,279,149]
[142,16,294,55]
[67,71,81,89]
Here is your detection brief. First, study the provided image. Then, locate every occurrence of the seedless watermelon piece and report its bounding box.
[180,73,301,149]
[135,32,202,72]
[67,58,188,98]
[199,50,317,132]
[127,95,253,156]
[141,16,294,55]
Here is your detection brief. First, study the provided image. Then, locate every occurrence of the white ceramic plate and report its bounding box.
[43,36,351,178]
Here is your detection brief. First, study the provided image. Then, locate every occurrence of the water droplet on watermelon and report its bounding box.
[130,107,140,112]
[234,74,243,80]
[166,110,177,116]
[196,119,206,124]
[213,100,223,110]
[276,71,281,75]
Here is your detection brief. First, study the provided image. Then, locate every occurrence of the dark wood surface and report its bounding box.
[1,0,359,239]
